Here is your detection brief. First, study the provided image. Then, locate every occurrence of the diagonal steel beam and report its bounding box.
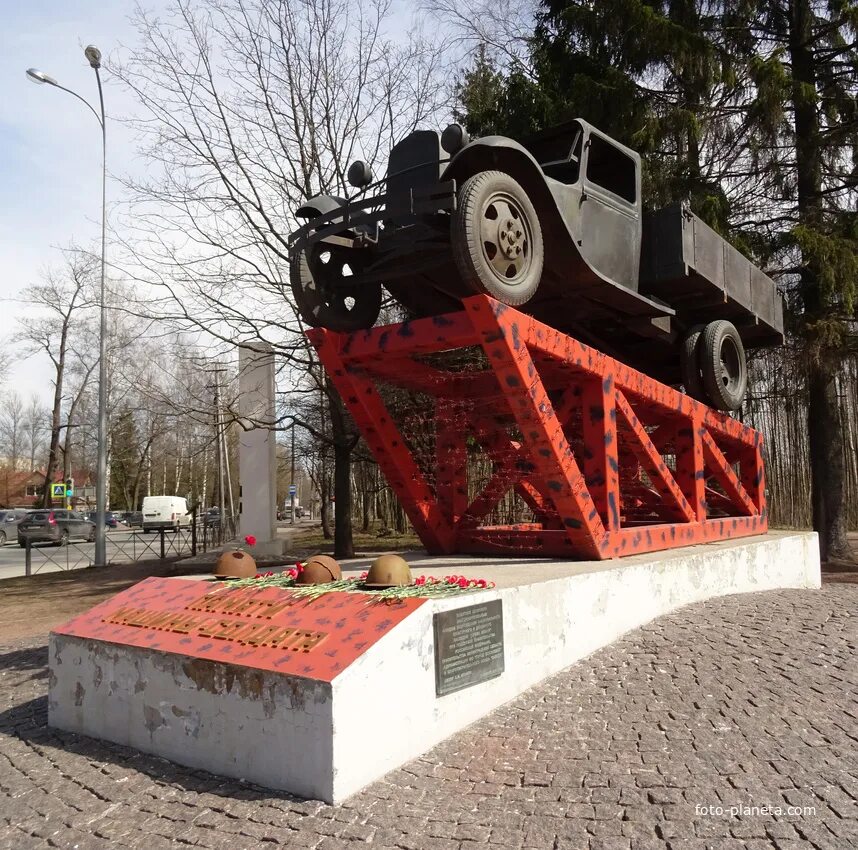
[464,297,606,558]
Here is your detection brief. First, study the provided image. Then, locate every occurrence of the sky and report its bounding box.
[0,0,168,401]
[0,0,428,405]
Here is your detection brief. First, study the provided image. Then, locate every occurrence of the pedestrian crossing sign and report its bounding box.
[51,483,65,497]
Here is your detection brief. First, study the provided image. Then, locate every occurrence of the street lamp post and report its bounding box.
[27,46,109,567]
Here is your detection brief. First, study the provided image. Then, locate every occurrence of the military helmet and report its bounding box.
[363,553,413,588]
[297,554,342,585]
[213,549,257,579]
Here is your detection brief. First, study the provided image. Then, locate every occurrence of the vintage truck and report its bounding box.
[288,120,784,410]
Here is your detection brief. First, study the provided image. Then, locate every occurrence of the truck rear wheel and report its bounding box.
[452,170,544,305]
[680,325,706,401]
[290,244,381,331]
[700,320,747,411]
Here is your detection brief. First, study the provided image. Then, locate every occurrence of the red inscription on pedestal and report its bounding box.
[52,577,425,681]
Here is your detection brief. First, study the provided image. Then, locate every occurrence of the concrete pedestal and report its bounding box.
[49,531,819,803]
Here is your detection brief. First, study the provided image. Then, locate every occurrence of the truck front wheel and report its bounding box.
[452,170,544,306]
[699,320,748,411]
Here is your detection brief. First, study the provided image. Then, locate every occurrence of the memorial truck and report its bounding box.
[289,119,783,411]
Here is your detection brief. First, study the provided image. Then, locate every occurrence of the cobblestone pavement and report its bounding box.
[1,586,856,850]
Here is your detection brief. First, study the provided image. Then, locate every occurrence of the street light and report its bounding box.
[27,46,109,568]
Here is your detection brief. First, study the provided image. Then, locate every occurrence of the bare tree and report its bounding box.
[113,0,448,555]
[15,253,97,505]
[24,394,48,474]
[0,391,26,472]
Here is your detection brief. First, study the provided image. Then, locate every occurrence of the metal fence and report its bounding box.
[22,513,238,576]
[23,539,95,576]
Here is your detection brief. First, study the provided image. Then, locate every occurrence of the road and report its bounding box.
[0,520,315,581]
[0,527,200,581]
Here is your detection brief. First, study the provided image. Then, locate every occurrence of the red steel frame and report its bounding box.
[307,295,767,560]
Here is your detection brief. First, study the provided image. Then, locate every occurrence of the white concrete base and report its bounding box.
[49,531,819,804]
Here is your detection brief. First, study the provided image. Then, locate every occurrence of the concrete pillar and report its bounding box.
[237,343,282,556]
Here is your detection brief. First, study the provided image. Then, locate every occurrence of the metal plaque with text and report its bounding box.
[434,600,504,697]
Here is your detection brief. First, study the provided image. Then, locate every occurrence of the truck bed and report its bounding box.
[640,202,784,347]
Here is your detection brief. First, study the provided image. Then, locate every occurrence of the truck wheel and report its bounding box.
[290,244,381,331]
[680,325,706,401]
[452,170,544,305]
[700,320,747,411]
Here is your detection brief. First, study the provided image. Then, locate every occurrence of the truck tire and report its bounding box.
[700,320,747,411]
[452,170,544,306]
[680,325,706,401]
[290,245,381,331]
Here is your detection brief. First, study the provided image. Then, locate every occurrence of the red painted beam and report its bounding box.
[465,298,607,558]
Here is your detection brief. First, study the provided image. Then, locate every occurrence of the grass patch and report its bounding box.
[287,522,421,557]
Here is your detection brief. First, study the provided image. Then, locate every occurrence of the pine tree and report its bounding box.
[456,1,858,558]
[740,0,858,560]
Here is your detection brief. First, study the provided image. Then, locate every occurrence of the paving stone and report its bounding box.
[0,586,854,848]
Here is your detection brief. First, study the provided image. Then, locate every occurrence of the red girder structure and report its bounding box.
[307,295,767,560]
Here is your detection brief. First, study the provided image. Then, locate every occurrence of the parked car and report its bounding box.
[289,119,784,410]
[17,510,95,547]
[203,507,221,528]
[86,510,122,529]
[0,509,30,546]
[123,510,144,528]
[142,496,191,532]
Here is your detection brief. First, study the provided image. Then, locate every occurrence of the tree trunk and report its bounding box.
[42,329,69,508]
[789,0,852,561]
[362,478,371,533]
[808,361,851,560]
[333,439,354,558]
[320,495,332,539]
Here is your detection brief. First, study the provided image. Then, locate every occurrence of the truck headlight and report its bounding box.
[347,160,373,188]
[441,123,470,154]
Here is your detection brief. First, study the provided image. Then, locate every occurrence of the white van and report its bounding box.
[141,496,191,531]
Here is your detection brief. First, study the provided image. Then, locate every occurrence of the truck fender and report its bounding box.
[294,193,348,219]
[441,138,568,241]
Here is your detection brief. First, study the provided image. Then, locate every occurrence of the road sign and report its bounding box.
[51,483,65,498]
[288,485,297,495]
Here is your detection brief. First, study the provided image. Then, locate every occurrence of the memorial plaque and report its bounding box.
[434,600,504,696]
[53,577,426,682]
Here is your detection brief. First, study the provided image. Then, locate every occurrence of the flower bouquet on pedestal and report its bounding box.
[227,552,495,603]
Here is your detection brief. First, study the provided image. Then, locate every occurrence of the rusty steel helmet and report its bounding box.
[297,554,342,585]
[363,554,412,589]
[213,550,257,579]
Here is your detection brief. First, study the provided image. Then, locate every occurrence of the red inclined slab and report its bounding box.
[52,577,426,682]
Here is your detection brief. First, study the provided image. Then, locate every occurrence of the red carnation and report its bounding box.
[457,577,469,588]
